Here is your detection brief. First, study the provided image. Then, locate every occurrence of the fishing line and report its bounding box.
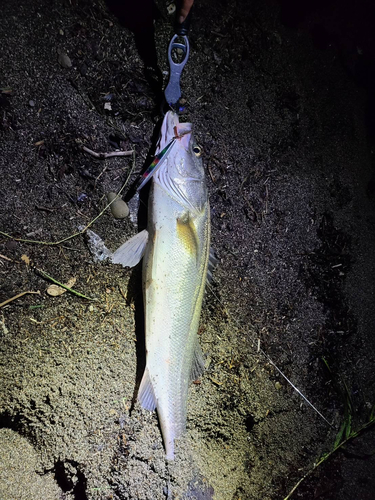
[206,283,334,428]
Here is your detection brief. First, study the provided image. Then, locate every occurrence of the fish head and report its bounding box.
[155,111,207,212]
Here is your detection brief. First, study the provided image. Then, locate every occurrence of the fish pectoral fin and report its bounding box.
[190,341,205,382]
[138,367,157,411]
[176,214,199,260]
[111,229,149,268]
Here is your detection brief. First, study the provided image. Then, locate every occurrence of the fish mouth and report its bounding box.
[157,111,192,153]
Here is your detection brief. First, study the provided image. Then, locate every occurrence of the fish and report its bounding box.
[111,111,211,460]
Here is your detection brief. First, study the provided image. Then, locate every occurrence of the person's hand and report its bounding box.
[178,0,194,24]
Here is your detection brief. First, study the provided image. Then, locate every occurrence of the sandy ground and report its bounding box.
[1,0,375,499]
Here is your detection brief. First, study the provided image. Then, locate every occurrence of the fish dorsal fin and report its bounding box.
[111,229,149,268]
[190,341,205,382]
[207,247,219,284]
[138,367,157,411]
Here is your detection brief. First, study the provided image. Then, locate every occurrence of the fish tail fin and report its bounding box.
[165,440,175,461]
[138,367,157,411]
[138,369,176,460]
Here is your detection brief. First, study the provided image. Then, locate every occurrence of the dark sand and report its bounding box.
[1,0,375,498]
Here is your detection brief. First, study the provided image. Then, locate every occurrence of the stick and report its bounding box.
[82,146,133,159]
[0,254,14,262]
[0,290,41,308]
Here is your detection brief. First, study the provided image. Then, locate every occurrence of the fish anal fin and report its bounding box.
[207,247,219,284]
[138,367,157,411]
[190,341,205,382]
[111,229,148,268]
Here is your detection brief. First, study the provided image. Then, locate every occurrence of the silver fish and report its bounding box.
[111,111,211,459]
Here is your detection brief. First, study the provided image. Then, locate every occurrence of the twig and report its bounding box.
[0,290,41,308]
[35,205,55,213]
[284,417,375,500]
[211,30,227,38]
[207,162,216,183]
[0,254,14,262]
[0,151,137,246]
[0,87,12,94]
[118,286,127,301]
[82,146,133,159]
[95,163,108,186]
[36,268,96,301]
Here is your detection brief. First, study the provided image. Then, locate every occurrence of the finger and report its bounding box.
[178,0,194,23]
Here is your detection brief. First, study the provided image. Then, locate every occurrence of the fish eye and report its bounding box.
[193,145,202,157]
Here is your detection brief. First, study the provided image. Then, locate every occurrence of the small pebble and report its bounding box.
[107,192,129,219]
[94,50,104,61]
[275,381,282,390]
[5,240,17,253]
[80,63,88,76]
[29,100,35,107]
[58,52,72,68]
[167,3,176,14]
[77,193,87,202]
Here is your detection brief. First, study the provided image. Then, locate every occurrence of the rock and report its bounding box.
[5,240,17,253]
[107,192,129,219]
[58,53,72,68]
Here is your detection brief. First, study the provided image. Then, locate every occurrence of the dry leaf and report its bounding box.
[46,277,77,297]
[21,254,31,265]
[46,285,65,297]
[65,277,76,288]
